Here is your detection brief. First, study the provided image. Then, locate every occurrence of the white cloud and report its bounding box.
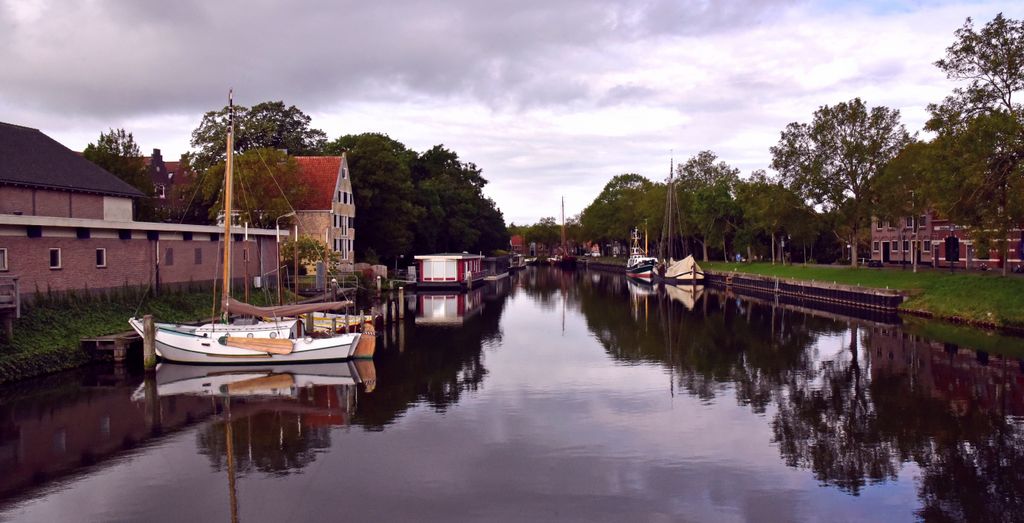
[1,0,1020,224]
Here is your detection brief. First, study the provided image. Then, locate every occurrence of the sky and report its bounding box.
[1,0,1021,225]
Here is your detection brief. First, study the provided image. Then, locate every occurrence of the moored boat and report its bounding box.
[626,227,657,280]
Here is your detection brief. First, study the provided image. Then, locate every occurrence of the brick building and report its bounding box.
[0,121,283,303]
[143,148,187,217]
[870,212,1023,269]
[292,155,356,267]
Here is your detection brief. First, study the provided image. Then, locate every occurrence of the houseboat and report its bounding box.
[413,253,486,290]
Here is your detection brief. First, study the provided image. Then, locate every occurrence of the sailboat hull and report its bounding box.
[129,318,362,364]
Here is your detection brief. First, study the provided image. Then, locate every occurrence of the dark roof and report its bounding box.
[0,121,145,198]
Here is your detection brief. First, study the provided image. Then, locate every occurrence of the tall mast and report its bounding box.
[221,90,235,321]
[561,196,566,254]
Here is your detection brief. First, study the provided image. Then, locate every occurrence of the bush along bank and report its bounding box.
[0,285,286,384]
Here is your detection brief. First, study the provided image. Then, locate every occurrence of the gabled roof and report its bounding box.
[0,121,145,198]
[293,156,343,210]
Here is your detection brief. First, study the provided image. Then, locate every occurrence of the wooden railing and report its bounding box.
[0,276,20,318]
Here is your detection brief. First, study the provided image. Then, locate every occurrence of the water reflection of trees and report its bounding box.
[574,272,1024,519]
[353,281,511,429]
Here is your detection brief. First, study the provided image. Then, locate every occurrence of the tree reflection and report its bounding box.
[353,280,511,429]
[573,270,1024,516]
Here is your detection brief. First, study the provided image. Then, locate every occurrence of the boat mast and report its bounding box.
[561,196,566,255]
[221,90,235,322]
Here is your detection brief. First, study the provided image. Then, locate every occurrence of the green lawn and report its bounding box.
[703,262,1024,329]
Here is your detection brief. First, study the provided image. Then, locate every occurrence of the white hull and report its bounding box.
[129,318,361,364]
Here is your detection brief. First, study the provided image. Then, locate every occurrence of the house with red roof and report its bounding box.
[292,155,355,266]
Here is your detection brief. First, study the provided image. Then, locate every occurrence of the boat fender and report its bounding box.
[304,336,313,344]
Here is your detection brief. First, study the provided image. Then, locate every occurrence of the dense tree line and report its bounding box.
[83,101,509,266]
[518,13,1021,274]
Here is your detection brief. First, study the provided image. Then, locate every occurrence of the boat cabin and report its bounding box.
[413,253,485,289]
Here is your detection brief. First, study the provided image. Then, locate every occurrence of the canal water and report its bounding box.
[1,268,1022,522]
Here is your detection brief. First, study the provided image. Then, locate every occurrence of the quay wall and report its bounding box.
[703,270,904,311]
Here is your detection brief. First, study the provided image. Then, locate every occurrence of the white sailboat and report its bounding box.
[656,155,703,285]
[129,91,368,364]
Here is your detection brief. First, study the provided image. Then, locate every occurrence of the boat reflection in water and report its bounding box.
[663,283,703,311]
[142,360,377,523]
[415,286,486,326]
[133,360,374,399]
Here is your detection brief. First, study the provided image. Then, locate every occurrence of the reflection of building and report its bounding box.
[292,156,356,267]
[415,287,486,325]
[867,326,1024,416]
[0,380,216,498]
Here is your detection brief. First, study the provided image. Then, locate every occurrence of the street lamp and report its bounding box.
[275,211,296,305]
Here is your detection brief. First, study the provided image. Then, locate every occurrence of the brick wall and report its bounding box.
[0,187,34,215]
[0,233,279,299]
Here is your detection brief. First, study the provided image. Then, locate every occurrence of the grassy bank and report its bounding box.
[0,287,287,384]
[703,262,1024,329]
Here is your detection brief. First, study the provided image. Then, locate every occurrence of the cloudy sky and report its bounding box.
[1,0,1021,224]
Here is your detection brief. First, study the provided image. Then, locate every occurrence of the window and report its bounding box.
[165,248,174,266]
[872,241,879,252]
[891,240,899,252]
[903,240,910,252]
[875,219,882,230]
[194,248,202,265]
[49,248,61,269]
[157,184,166,199]
[343,192,348,204]
[337,190,342,202]
[0,248,7,271]
[95,248,106,268]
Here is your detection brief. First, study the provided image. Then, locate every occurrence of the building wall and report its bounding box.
[870,213,1023,267]
[0,186,124,221]
[0,229,278,299]
[0,187,35,215]
[332,161,355,265]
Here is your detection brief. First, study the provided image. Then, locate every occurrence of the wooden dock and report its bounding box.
[81,331,141,362]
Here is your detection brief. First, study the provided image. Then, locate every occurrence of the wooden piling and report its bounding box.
[398,287,405,319]
[143,314,157,371]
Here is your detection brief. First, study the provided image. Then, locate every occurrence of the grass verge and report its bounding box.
[0,286,293,384]
[703,262,1024,329]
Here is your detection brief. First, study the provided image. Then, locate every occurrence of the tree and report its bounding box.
[190,101,327,174]
[874,141,937,272]
[196,148,308,228]
[82,128,156,220]
[927,14,1024,275]
[677,151,740,261]
[771,98,912,267]
[324,133,419,262]
[410,145,508,254]
[280,236,340,273]
[580,174,658,247]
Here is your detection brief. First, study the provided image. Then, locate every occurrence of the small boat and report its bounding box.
[657,254,705,284]
[626,227,657,280]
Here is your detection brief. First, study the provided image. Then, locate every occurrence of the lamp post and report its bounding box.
[275,211,296,305]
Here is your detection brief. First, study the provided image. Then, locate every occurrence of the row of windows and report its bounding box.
[876,216,928,230]
[872,240,931,253]
[336,190,353,205]
[332,214,354,231]
[0,246,234,271]
[0,248,106,271]
[333,238,353,259]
